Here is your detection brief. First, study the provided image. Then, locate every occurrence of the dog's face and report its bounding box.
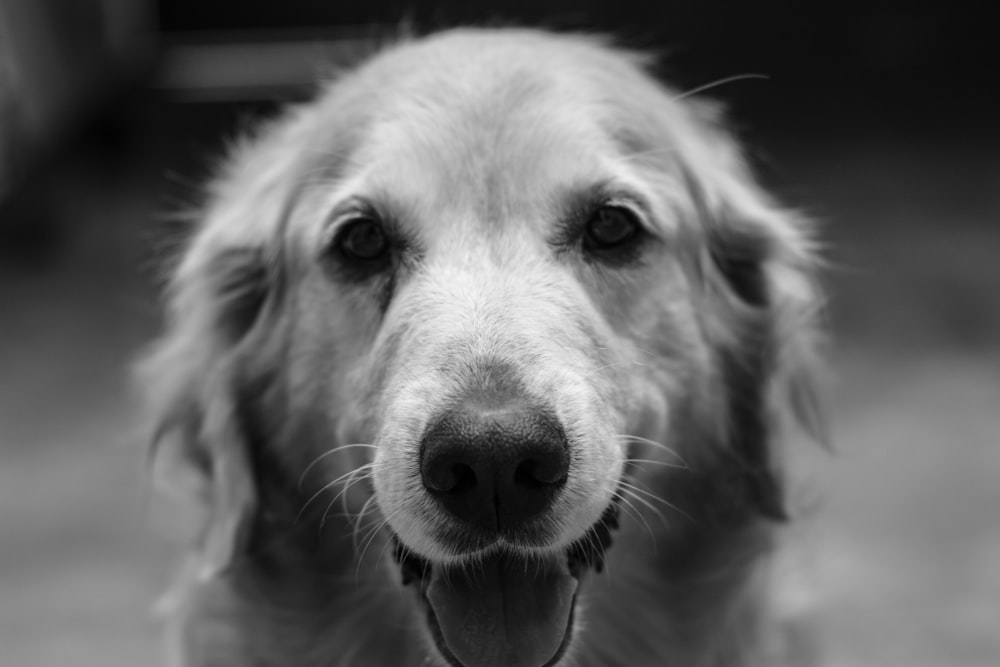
[292,68,709,665]
[144,30,821,667]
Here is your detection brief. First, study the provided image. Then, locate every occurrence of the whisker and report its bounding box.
[614,434,689,467]
[356,518,390,576]
[296,462,375,523]
[317,468,375,528]
[619,479,694,523]
[298,443,377,490]
[343,494,379,544]
[355,509,401,584]
[672,73,769,102]
[625,457,689,470]
[610,489,656,545]
[357,512,390,560]
[335,467,377,519]
[619,487,671,531]
[374,526,409,579]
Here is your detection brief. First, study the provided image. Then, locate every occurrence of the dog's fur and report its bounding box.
[141,28,824,667]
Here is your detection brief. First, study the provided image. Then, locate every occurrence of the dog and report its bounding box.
[140,28,824,667]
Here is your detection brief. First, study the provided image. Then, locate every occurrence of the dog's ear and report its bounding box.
[139,106,316,577]
[678,100,827,520]
[140,242,275,578]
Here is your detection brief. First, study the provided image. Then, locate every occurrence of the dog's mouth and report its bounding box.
[393,504,619,667]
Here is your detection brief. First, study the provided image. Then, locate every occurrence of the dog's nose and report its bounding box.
[420,401,569,531]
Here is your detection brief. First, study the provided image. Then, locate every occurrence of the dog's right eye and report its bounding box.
[584,206,640,251]
[335,217,389,262]
[326,216,395,284]
[578,205,647,265]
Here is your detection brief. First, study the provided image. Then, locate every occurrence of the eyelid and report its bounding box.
[599,192,657,237]
[554,188,655,245]
[322,199,382,248]
[327,199,376,225]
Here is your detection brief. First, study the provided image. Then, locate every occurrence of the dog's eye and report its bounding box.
[583,206,641,252]
[336,217,389,262]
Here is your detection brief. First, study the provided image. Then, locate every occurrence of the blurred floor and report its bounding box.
[1,112,998,666]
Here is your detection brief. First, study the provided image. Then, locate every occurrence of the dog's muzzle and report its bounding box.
[391,393,618,667]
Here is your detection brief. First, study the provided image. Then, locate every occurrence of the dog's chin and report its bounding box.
[392,504,619,667]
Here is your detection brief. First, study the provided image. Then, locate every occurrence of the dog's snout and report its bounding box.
[420,402,569,531]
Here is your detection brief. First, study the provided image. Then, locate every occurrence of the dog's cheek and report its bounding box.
[372,442,441,559]
[555,387,626,541]
[369,382,444,555]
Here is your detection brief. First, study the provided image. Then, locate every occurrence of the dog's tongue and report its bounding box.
[426,554,577,667]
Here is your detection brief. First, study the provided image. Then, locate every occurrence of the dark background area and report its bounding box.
[158,0,1000,128]
[1,2,998,665]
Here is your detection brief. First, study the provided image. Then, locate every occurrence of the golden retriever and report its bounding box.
[141,28,824,667]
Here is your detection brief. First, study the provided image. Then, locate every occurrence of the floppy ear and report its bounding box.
[140,242,274,578]
[679,100,827,520]
[138,101,320,578]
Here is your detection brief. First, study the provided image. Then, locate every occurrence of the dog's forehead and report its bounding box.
[295,33,682,232]
[276,32,696,255]
[353,73,617,237]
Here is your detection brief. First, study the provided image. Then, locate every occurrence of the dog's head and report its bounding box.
[142,29,822,667]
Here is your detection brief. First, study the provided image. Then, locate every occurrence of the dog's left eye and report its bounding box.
[583,206,641,252]
[335,217,390,262]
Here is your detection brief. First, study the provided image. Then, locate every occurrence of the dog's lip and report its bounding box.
[393,503,620,667]
[395,502,620,584]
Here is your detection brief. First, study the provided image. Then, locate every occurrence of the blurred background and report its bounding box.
[0,2,997,665]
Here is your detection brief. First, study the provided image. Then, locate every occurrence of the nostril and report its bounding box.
[453,463,477,493]
[424,458,478,494]
[446,462,477,494]
[515,456,567,488]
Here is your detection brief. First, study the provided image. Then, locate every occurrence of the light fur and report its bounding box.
[141,28,823,667]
